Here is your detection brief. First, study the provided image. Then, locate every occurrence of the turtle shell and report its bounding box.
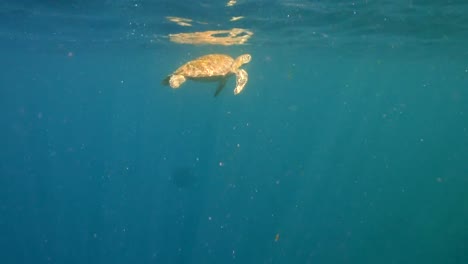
[173,54,234,78]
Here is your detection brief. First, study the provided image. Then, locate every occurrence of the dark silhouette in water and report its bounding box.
[170,167,198,189]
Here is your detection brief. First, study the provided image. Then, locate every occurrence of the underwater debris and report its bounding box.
[230,16,244,21]
[226,0,237,7]
[166,16,193,27]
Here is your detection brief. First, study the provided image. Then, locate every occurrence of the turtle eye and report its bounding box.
[243,54,251,63]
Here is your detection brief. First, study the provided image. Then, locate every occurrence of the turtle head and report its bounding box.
[238,54,251,64]
[233,54,251,69]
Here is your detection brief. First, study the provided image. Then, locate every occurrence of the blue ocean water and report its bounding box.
[1,1,468,263]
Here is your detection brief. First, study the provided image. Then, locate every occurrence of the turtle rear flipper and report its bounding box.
[214,78,227,97]
[162,75,171,86]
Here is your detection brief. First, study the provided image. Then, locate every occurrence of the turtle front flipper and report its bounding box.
[234,69,248,95]
[214,78,227,97]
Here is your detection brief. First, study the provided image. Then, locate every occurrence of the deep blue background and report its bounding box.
[1,1,468,263]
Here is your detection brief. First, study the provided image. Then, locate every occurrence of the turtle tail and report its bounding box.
[162,75,171,86]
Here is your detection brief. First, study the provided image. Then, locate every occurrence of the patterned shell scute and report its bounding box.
[174,54,234,78]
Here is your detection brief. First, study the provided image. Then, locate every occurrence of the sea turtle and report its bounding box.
[163,54,251,96]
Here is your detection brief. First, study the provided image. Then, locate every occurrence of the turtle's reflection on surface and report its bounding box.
[169,28,253,46]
